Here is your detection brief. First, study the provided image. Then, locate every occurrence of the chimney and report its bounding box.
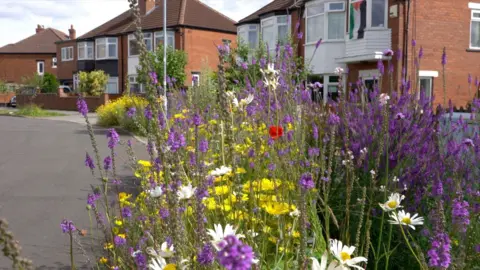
[68,25,76,40]
[139,0,156,15]
[36,24,44,34]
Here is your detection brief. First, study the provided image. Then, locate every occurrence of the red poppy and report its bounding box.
[269,126,284,140]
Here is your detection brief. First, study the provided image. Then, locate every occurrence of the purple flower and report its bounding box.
[383,49,394,56]
[312,124,318,140]
[103,156,112,171]
[149,71,158,84]
[144,106,153,120]
[308,147,320,157]
[216,235,254,270]
[313,82,323,88]
[85,152,95,169]
[377,59,384,75]
[76,98,88,117]
[452,198,470,233]
[268,163,276,171]
[315,38,322,49]
[241,62,248,70]
[134,253,147,268]
[419,47,424,59]
[195,187,209,200]
[328,113,341,125]
[260,58,266,68]
[395,112,406,120]
[126,107,136,118]
[106,128,120,149]
[441,48,447,65]
[60,219,76,233]
[299,173,315,190]
[295,21,300,31]
[87,193,100,207]
[297,32,303,40]
[468,74,472,84]
[463,138,475,147]
[159,208,170,219]
[218,44,230,56]
[199,139,209,153]
[428,233,451,268]
[122,207,132,218]
[167,129,186,152]
[114,235,127,246]
[198,244,215,265]
[412,39,417,47]
[193,113,202,126]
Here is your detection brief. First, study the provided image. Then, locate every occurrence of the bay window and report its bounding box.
[238,24,259,49]
[154,31,175,49]
[96,37,117,60]
[470,9,480,49]
[78,42,94,60]
[306,1,345,43]
[371,0,386,27]
[129,33,153,56]
[261,15,290,50]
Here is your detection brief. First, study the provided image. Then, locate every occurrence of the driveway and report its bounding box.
[0,116,146,269]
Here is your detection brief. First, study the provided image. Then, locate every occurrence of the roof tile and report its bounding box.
[0,28,68,54]
[237,0,296,25]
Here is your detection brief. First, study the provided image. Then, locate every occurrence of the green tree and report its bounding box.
[0,80,9,94]
[21,73,43,89]
[138,44,188,87]
[41,73,59,93]
[78,70,109,96]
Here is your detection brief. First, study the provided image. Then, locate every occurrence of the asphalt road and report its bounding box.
[0,116,146,269]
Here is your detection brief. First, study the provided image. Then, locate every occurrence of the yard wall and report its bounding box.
[0,93,16,106]
[16,93,122,112]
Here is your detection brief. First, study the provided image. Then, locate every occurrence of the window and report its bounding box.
[129,33,153,56]
[238,24,259,49]
[105,77,119,94]
[73,73,79,91]
[327,2,345,40]
[37,61,44,75]
[192,72,200,86]
[128,75,144,93]
[96,37,117,59]
[52,57,57,68]
[261,15,290,50]
[61,47,73,61]
[222,39,232,46]
[471,10,480,48]
[78,42,94,60]
[154,31,175,49]
[371,0,386,27]
[306,3,324,43]
[420,77,433,99]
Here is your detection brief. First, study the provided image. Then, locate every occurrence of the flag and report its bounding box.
[349,0,366,39]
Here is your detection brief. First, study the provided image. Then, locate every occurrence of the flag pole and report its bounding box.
[163,0,168,114]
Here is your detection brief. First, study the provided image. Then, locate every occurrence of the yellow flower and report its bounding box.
[104,243,114,250]
[268,236,278,243]
[164,264,176,270]
[263,202,292,215]
[279,247,292,253]
[186,146,195,152]
[243,178,281,192]
[211,185,230,196]
[209,119,217,125]
[227,210,248,220]
[287,123,294,130]
[218,202,232,212]
[99,257,108,264]
[236,167,247,174]
[119,192,132,207]
[174,113,185,119]
[263,226,272,233]
[203,197,217,210]
[115,220,123,227]
[291,231,300,238]
[112,227,120,235]
[186,206,194,216]
[138,160,152,167]
[117,234,126,239]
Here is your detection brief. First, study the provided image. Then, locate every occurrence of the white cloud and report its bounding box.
[0,0,273,47]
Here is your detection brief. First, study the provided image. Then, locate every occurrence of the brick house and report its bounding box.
[56,0,237,94]
[238,0,480,108]
[0,25,73,85]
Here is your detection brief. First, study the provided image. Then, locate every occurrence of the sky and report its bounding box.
[0,0,271,47]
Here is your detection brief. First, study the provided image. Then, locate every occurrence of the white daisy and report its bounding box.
[310,252,344,270]
[210,166,232,176]
[207,224,244,250]
[334,67,344,75]
[147,186,163,198]
[177,183,196,200]
[289,208,300,217]
[389,210,424,230]
[148,256,167,270]
[146,241,174,258]
[379,193,405,212]
[330,239,368,270]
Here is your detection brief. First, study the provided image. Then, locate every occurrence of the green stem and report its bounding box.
[384,224,393,270]
[399,224,424,269]
[69,232,75,270]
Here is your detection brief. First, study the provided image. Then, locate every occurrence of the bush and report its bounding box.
[41,73,59,93]
[0,80,9,93]
[96,95,148,133]
[79,70,109,96]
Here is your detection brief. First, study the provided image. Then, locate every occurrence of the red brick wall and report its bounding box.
[0,53,56,84]
[56,40,77,81]
[16,93,122,111]
[119,35,128,93]
[292,8,305,60]
[182,27,237,85]
[401,0,478,108]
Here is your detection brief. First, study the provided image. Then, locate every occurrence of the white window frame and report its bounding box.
[261,15,291,51]
[326,2,346,41]
[366,0,389,29]
[238,24,260,49]
[37,61,45,75]
[105,77,119,94]
[128,33,153,57]
[305,1,325,44]
[52,57,57,68]
[95,37,118,60]
[154,31,175,49]
[470,8,480,49]
[418,70,438,100]
[61,47,74,61]
[128,75,144,93]
[78,42,94,60]
[192,73,200,86]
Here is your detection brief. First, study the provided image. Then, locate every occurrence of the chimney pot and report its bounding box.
[68,25,76,40]
[36,24,44,34]
[139,0,156,15]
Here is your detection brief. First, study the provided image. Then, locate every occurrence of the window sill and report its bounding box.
[466,48,480,52]
[96,57,118,60]
[78,58,95,61]
[61,59,74,62]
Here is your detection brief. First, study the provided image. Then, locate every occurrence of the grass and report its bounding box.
[0,104,66,117]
